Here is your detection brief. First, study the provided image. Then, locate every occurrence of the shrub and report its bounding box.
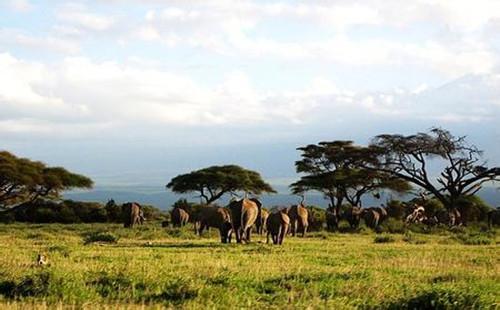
[0,271,59,298]
[307,205,326,231]
[402,231,427,244]
[90,272,134,298]
[150,278,199,305]
[374,235,395,243]
[83,232,119,245]
[383,287,484,309]
[453,233,493,245]
[379,218,406,234]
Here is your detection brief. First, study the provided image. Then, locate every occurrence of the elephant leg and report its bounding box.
[266,231,270,244]
[302,224,308,238]
[246,227,252,243]
[279,225,286,245]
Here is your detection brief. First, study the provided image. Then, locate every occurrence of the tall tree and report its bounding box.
[291,141,410,214]
[0,151,93,210]
[369,128,500,214]
[166,165,276,204]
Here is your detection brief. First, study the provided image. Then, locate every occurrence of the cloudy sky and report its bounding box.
[1,0,499,190]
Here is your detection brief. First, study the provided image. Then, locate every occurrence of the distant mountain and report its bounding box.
[64,185,499,210]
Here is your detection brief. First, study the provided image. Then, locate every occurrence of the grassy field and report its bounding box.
[0,223,498,309]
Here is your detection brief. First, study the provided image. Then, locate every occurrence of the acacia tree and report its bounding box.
[369,128,500,215]
[291,141,410,215]
[166,165,276,204]
[0,151,93,210]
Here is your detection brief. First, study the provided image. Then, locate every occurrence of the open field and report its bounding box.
[0,223,498,309]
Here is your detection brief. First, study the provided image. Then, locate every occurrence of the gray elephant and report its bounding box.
[343,206,362,229]
[256,208,269,235]
[288,204,309,237]
[197,205,233,243]
[488,208,500,229]
[171,207,190,227]
[362,208,381,229]
[122,202,142,228]
[266,209,290,245]
[228,198,260,243]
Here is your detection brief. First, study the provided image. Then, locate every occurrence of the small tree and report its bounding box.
[291,141,410,214]
[0,151,93,210]
[166,165,276,204]
[370,128,500,218]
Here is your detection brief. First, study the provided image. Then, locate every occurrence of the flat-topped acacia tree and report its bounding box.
[166,165,276,204]
[0,150,93,210]
[291,141,410,214]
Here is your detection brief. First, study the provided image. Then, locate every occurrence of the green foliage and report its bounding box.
[1,199,166,224]
[453,232,493,245]
[455,195,492,223]
[385,200,407,220]
[402,231,427,244]
[306,205,325,231]
[291,141,410,209]
[0,150,93,208]
[383,287,484,309]
[379,218,406,234]
[374,234,395,243]
[0,271,60,298]
[83,231,119,244]
[167,165,275,204]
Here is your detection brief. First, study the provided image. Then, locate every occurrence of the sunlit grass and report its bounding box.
[0,223,498,309]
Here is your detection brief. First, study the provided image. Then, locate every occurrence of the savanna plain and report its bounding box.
[0,223,498,309]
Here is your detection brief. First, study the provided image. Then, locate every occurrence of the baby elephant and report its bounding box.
[266,209,290,245]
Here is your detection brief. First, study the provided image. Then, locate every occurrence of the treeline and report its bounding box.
[0,199,167,224]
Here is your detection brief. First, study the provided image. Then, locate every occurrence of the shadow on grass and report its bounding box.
[115,242,230,249]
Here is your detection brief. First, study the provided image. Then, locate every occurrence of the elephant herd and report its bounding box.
[325,205,388,230]
[122,200,500,245]
[163,198,309,245]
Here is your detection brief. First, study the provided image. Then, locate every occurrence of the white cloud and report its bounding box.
[0,29,80,54]
[6,0,33,12]
[2,53,498,140]
[56,3,115,31]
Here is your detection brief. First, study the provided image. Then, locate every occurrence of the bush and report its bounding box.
[402,231,427,244]
[379,218,406,234]
[374,235,395,243]
[90,272,134,298]
[150,278,199,305]
[307,205,326,231]
[453,233,493,245]
[0,271,60,298]
[383,287,484,309]
[83,232,119,245]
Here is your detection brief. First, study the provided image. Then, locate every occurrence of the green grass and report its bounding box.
[0,223,498,309]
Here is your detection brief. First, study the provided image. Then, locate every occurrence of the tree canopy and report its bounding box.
[369,128,500,212]
[0,151,93,209]
[166,165,276,204]
[291,141,410,212]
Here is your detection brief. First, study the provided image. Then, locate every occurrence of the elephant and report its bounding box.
[343,206,362,229]
[228,198,260,243]
[197,205,233,243]
[371,206,388,223]
[325,207,339,231]
[266,209,290,245]
[122,202,143,228]
[488,208,500,228]
[256,209,269,235]
[171,207,190,227]
[287,204,309,237]
[362,208,380,229]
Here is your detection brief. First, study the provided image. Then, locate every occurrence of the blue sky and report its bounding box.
[1,0,499,191]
